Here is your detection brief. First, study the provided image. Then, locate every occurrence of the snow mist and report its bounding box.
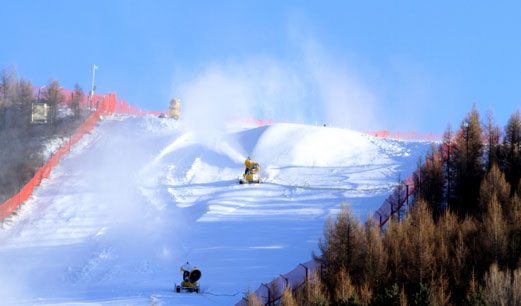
[172,39,382,138]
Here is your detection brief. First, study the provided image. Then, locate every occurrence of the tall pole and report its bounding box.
[90,64,98,112]
[37,86,46,100]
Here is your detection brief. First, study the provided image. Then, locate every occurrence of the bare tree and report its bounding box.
[71,83,84,118]
[504,109,521,190]
[485,110,501,172]
[16,77,34,129]
[0,66,17,131]
[44,79,64,127]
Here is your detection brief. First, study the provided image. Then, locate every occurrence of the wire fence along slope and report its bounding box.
[234,260,320,306]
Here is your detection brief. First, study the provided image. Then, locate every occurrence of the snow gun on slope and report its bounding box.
[239,157,261,184]
[169,98,180,120]
[175,262,202,293]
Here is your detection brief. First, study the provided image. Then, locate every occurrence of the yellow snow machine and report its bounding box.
[175,262,201,293]
[239,157,261,184]
[169,98,180,120]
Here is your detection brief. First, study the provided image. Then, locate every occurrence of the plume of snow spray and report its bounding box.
[173,40,382,145]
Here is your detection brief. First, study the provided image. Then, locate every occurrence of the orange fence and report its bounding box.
[364,130,443,142]
[0,92,162,219]
[238,118,442,142]
[235,117,279,126]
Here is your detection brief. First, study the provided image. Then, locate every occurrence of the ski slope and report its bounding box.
[0,116,432,305]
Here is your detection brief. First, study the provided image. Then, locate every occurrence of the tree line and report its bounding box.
[0,66,86,205]
[267,105,521,306]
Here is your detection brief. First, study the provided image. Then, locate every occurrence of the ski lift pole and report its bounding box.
[90,64,98,112]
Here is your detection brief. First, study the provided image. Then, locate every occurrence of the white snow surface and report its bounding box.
[0,116,431,305]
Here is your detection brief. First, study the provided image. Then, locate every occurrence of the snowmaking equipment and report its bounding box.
[175,262,202,293]
[169,99,180,120]
[239,157,261,184]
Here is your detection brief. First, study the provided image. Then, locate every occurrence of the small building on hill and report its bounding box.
[31,100,49,124]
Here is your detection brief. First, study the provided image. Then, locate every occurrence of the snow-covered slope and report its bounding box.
[0,116,431,305]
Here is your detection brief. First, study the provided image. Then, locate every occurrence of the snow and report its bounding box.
[0,116,431,305]
[40,136,69,160]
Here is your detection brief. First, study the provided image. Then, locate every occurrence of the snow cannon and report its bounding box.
[240,158,261,184]
[176,262,201,293]
[169,99,180,120]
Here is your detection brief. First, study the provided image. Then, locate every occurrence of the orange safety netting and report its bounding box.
[238,118,442,142]
[0,92,164,219]
[364,130,444,142]
[237,117,279,126]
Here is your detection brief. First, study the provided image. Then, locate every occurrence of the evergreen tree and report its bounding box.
[311,297,328,306]
[463,286,488,306]
[370,284,401,306]
[331,295,362,306]
[410,283,434,306]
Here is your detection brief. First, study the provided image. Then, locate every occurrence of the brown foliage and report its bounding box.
[484,263,513,306]
[316,203,364,296]
[486,110,501,171]
[247,292,262,306]
[383,218,407,285]
[479,164,511,216]
[44,79,64,126]
[334,268,357,301]
[482,195,509,263]
[362,215,388,291]
[451,104,484,216]
[71,83,83,118]
[403,200,436,284]
[284,105,521,305]
[431,273,451,306]
[280,287,298,306]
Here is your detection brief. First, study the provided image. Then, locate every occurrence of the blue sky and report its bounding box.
[1,1,520,132]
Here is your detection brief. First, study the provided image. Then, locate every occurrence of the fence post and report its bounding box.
[261,283,270,306]
[280,274,289,288]
[299,263,309,281]
[406,184,409,210]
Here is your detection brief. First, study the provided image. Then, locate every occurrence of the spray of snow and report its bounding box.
[173,39,382,155]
